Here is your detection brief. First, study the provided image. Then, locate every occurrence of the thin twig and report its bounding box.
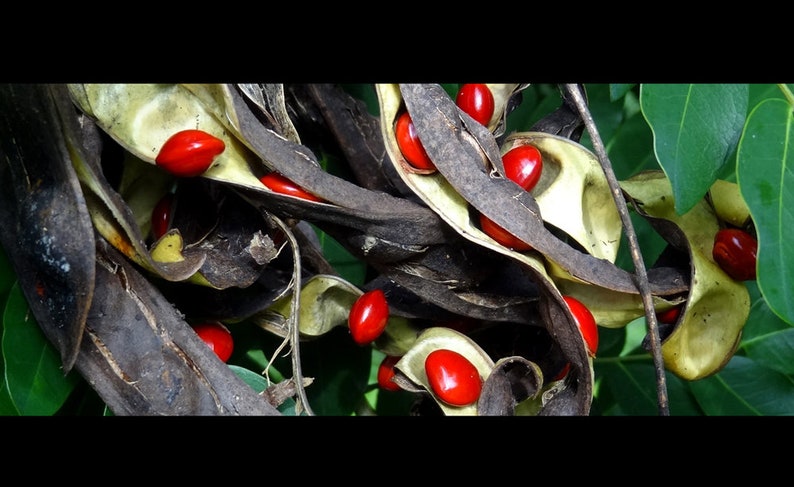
[563,84,670,416]
[271,215,315,416]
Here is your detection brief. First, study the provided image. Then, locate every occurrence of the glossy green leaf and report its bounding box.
[594,361,702,416]
[689,355,794,415]
[741,281,791,340]
[641,84,749,214]
[741,324,794,376]
[2,282,79,415]
[749,84,792,106]
[737,97,794,326]
[738,283,794,374]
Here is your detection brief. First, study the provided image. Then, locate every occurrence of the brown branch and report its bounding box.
[563,84,670,416]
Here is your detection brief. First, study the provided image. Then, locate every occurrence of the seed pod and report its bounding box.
[620,170,750,380]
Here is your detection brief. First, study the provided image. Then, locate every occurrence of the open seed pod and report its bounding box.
[500,132,622,263]
[382,83,685,298]
[252,274,419,350]
[708,179,753,229]
[620,170,750,380]
[69,84,456,280]
[68,84,266,190]
[378,83,596,414]
[393,327,495,416]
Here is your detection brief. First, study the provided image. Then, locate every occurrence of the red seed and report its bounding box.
[259,172,324,202]
[348,289,389,345]
[656,305,682,324]
[455,83,495,126]
[478,213,533,251]
[502,145,543,192]
[395,111,435,171]
[155,129,225,177]
[712,228,758,281]
[425,349,482,406]
[377,355,403,392]
[562,295,598,357]
[191,321,234,363]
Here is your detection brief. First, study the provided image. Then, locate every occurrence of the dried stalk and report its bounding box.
[563,84,670,416]
[270,215,315,416]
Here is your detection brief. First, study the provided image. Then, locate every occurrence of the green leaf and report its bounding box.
[314,227,366,287]
[737,283,794,375]
[505,84,562,133]
[299,328,373,416]
[606,110,659,181]
[579,84,626,151]
[594,361,703,416]
[640,84,749,214]
[737,97,794,326]
[742,327,794,376]
[610,84,636,101]
[741,281,791,340]
[2,282,79,415]
[689,355,794,415]
[228,364,299,415]
[0,374,18,414]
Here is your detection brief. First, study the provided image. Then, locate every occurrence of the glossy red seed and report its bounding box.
[562,295,598,357]
[155,129,225,177]
[259,172,324,202]
[348,289,390,345]
[478,213,533,251]
[503,145,543,192]
[425,349,482,406]
[377,355,403,392]
[395,111,435,171]
[656,305,682,324]
[151,193,174,240]
[192,321,234,363]
[713,228,758,281]
[455,83,495,126]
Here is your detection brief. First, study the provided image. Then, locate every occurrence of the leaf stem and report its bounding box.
[563,84,670,416]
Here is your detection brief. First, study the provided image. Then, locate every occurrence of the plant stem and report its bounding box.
[563,84,670,416]
[272,215,315,416]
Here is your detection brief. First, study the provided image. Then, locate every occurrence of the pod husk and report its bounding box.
[394,327,495,416]
[620,170,750,380]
